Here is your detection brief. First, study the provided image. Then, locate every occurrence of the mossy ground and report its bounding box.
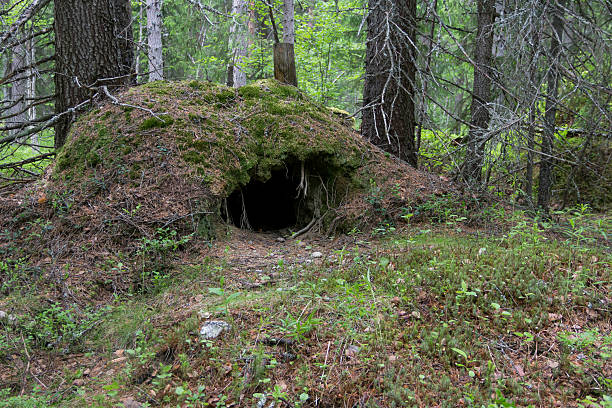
[0,210,610,407]
[1,80,609,407]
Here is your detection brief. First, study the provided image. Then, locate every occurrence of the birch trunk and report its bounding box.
[228,0,247,88]
[282,0,294,44]
[146,0,163,81]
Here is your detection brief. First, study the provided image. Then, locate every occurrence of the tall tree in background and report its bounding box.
[282,0,294,44]
[269,0,297,86]
[3,31,29,138]
[54,0,135,148]
[146,0,163,81]
[460,0,495,185]
[361,0,417,167]
[227,0,247,87]
[537,0,565,212]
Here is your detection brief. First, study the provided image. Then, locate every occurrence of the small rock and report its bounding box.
[199,320,231,339]
[280,352,297,362]
[0,310,16,325]
[276,237,286,242]
[198,310,212,319]
[345,345,360,357]
[411,311,421,319]
[121,398,142,408]
[311,251,323,258]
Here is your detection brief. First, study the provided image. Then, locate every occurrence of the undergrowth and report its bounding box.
[0,205,609,407]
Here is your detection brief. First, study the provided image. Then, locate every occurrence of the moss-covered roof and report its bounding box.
[54,79,369,197]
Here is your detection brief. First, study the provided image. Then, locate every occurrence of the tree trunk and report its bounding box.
[4,33,28,138]
[524,11,541,208]
[273,43,297,86]
[460,0,495,185]
[282,0,294,44]
[361,0,417,167]
[228,0,248,88]
[537,0,565,212]
[54,0,135,148]
[146,0,163,81]
[26,28,37,150]
[136,1,144,81]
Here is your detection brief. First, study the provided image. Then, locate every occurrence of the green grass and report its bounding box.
[0,208,610,407]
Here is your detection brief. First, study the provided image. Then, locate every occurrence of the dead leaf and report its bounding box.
[548,313,562,322]
[547,360,559,369]
[513,362,525,377]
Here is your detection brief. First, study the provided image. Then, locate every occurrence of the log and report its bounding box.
[273,43,297,87]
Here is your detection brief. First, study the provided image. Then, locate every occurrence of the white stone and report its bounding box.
[311,251,323,258]
[199,321,230,339]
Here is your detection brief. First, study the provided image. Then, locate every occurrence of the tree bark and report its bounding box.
[54,0,135,148]
[4,34,28,138]
[537,0,565,212]
[228,0,248,88]
[361,0,417,167]
[146,0,163,81]
[282,0,294,44]
[273,42,297,86]
[460,0,495,186]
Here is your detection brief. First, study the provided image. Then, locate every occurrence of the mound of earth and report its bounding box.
[0,79,449,299]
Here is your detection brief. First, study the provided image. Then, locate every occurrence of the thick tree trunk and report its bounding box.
[272,0,297,87]
[273,43,297,86]
[146,0,163,81]
[460,0,495,185]
[228,0,247,88]
[537,1,565,212]
[361,0,417,167]
[54,0,134,148]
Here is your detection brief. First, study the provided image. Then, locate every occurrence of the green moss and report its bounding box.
[54,79,372,214]
[86,152,101,167]
[238,85,262,99]
[139,115,174,130]
[216,90,235,104]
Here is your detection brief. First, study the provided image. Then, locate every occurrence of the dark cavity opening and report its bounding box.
[222,159,326,231]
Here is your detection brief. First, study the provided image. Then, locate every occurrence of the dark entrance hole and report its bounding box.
[222,161,317,231]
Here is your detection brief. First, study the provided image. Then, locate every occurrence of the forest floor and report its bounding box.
[1,206,611,408]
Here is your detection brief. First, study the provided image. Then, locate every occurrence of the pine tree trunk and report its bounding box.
[537,1,565,212]
[26,28,37,150]
[228,0,247,88]
[54,0,135,148]
[361,0,417,167]
[5,33,28,138]
[460,0,495,185]
[146,0,163,81]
